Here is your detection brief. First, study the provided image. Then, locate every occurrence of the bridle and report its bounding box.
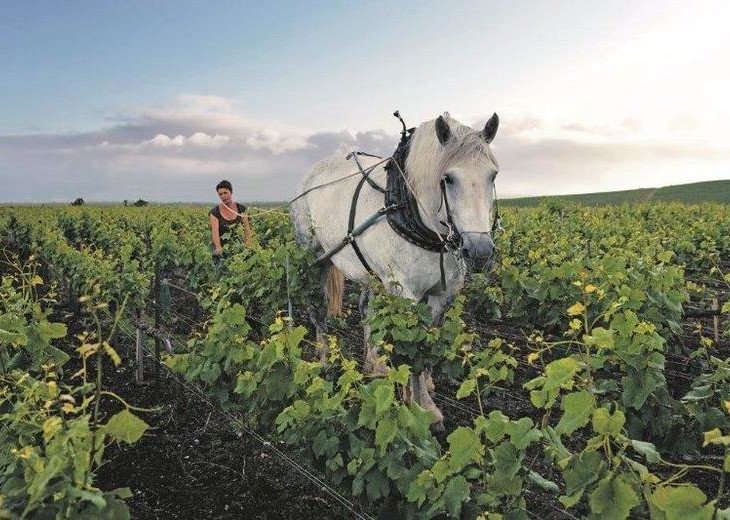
[437,172,502,277]
[438,170,503,248]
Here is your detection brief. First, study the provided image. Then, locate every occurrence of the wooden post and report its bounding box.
[712,298,720,343]
[154,270,161,382]
[135,309,144,384]
[285,255,293,327]
[108,301,117,356]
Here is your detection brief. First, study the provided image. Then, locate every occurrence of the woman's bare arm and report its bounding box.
[210,213,222,254]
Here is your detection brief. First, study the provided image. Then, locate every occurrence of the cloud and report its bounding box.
[145,134,186,147]
[1,95,729,203]
[0,95,401,202]
[143,132,231,148]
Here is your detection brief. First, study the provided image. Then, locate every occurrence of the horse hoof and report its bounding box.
[430,422,445,434]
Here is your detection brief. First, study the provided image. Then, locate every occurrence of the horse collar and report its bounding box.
[384,132,461,253]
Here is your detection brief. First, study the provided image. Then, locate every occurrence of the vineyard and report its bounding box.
[1,201,730,519]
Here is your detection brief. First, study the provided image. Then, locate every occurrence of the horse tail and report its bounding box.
[326,265,345,317]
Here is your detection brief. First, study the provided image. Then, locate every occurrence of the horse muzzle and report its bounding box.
[460,232,496,271]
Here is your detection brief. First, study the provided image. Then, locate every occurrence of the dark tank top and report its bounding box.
[209,203,247,246]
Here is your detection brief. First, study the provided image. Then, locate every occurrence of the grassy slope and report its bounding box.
[502,180,730,207]
[3,182,728,209]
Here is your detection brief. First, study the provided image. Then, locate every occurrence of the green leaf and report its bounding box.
[583,327,614,349]
[567,302,585,316]
[102,409,149,444]
[46,345,71,365]
[373,381,395,418]
[631,440,660,464]
[431,459,453,484]
[111,487,133,499]
[505,417,541,449]
[39,321,67,341]
[69,488,108,509]
[592,407,625,437]
[375,418,398,456]
[443,476,470,518]
[702,428,730,447]
[589,473,639,520]
[528,470,559,493]
[543,357,581,391]
[99,497,130,519]
[233,371,257,398]
[657,250,673,263]
[312,430,338,457]
[406,470,434,506]
[562,450,606,497]
[0,327,27,345]
[164,353,190,373]
[479,410,509,443]
[555,390,595,435]
[447,427,483,471]
[682,385,713,402]
[365,470,391,501]
[456,379,477,399]
[524,357,581,409]
[389,364,411,386]
[650,485,714,520]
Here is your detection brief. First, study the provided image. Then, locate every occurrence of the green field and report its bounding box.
[2,202,730,518]
[503,179,730,207]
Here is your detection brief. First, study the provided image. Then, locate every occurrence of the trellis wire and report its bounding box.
[114,323,373,520]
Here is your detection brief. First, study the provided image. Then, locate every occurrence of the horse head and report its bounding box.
[406,112,500,271]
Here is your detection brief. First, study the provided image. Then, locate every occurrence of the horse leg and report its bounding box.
[307,306,329,363]
[307,263,344,363]
[407,288,457,432]
[403,371,444,433]
[424,368,435,393]
[361,288,388,375]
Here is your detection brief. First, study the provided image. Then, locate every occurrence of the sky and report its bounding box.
[1,0,729,202]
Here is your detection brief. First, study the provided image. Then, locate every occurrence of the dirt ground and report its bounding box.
[94,355,353,519]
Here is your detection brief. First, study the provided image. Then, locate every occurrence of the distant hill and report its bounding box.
[502,180,730,207]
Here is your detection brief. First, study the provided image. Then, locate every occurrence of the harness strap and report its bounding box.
[348,152,386,194]
[439,178,463,249]
[315,204,400,265]
[348,173,375,274]
[439,249,446,291]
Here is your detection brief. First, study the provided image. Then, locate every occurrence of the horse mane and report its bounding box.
[405,112,497,200]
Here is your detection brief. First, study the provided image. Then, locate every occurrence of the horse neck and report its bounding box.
[405,158,443,226]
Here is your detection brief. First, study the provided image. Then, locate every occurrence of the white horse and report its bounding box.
[291,112,500,430]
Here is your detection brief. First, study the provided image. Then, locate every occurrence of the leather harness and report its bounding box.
[316,127,460,291]
[314,111,501,292]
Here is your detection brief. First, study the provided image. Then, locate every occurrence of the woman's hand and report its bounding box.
[213,246,222,256]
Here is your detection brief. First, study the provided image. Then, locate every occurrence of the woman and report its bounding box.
[209,180,252,267]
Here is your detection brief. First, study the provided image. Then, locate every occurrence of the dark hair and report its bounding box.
[216,180,233,192]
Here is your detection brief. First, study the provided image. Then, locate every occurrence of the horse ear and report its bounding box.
[435,115,452,145]
[482,113,499,143]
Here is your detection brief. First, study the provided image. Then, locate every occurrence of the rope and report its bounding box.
[163,280,201,299]
[288,158,391,205]
[246,207,290,219]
